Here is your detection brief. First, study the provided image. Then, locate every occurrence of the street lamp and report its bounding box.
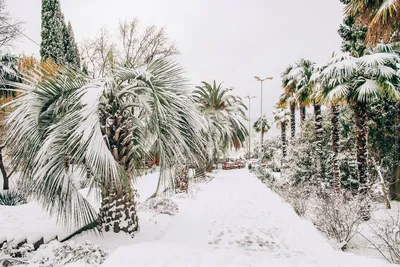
[254,76,273,163]
[244,95,256,160]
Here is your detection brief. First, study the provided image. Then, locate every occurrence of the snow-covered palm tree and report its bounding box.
[294,59,316,128]
[345,0,400,45]
[281,65,301,140]
[192,81,248,170]
[319,46,400,192]
[273,107,290,158]
[6,59,206,235]
[253,116,271,136]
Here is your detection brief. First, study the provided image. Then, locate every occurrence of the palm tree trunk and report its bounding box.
[0,145,9,190]
[353,101,369,192]
[290,102,296,140]
[98,185,139,236]
[331,105,341,191]
[390,102,400,200]
[300,104,306,128]
[314,103,323,184]
[175,164,189,193]
[281,122,287,158]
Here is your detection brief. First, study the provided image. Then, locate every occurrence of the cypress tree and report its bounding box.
[64,21,80,68]
[40,0,66,65]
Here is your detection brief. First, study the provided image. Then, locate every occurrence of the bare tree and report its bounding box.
[0,0,22,49]
[80,18,179,77]
[80,27,116,78]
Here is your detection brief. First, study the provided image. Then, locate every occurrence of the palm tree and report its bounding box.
[6,59,206,235]
[295,59,316,129]
[193,81,248,167]
[273,107,290,159]
[281,65,299,140]
[319,46,400,192]
[345,0,400,45]
[253,116,271,136]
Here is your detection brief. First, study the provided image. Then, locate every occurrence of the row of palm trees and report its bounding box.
[1,57,248,236]
[276,45,400,192]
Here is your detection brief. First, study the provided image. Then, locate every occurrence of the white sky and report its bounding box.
[7,0,344,136]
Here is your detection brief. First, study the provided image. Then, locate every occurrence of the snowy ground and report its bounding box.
[101,169,392,267]
[1,169,395,266]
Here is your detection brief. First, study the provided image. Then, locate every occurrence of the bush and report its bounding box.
[0,241,34,258]
[282,185,312,217]
[30,240,108,267]
[363,209,400,264]
[0,190,27,206]
[311,189,371,250]
[254,167,273,182]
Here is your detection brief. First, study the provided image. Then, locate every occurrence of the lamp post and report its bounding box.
[254,76,273,163]
[244,95,256,160]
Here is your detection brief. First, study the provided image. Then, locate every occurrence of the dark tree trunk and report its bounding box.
[290,102,296,140]
[314,103,324,184]
[331,105,341,191]
[300,104,306,128]
[98,98,139,236]
[353,101,369,192]
[390,102,400,200]
[98,185,139,236]
[281,122,287,158]
[0,145,9,190]
[175,164,189,193]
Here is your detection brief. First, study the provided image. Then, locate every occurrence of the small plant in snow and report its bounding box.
[140,197,179,216]
[0,241,33,259]
[280,184,311,217]
[0,190,27,206]
[312,189,371,250]
[30,240,108,267]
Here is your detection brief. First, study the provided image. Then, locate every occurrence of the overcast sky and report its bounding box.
[7,0,344,136]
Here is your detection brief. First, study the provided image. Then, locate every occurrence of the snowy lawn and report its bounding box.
[0,170,208,252]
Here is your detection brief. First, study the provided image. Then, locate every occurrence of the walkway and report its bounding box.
[102,169,391,267]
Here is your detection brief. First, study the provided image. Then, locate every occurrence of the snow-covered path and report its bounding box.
[102,169,392,267]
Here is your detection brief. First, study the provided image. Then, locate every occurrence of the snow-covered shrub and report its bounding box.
[263,137,282,172]
[30,240,108,267]
[0,241,33,258]
[0,190,27,206]
[312,189,371,250]
[364,209,400,264]
[279,184,312,217]
[140,197,179,216]
[254,167,273,182]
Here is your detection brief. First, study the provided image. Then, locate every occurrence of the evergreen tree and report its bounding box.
[40,0,66,65]
[64,21,80,68]
[337,0,367,57]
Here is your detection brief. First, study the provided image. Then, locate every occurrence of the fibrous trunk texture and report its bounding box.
[353,101,369,192]
[98,96,139,236]
[281,122,287,158]
[390,102,400,200]
[98,186,139,236]
[290,102,296,140]
[314,103,323,184]
[300,105,306,128]
[331,105,340,191]
[175,164,189,193]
